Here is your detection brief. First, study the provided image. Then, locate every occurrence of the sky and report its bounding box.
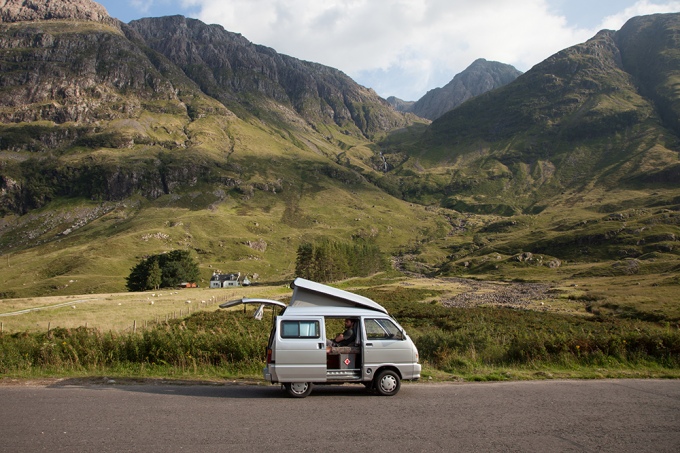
[96,0,680,101]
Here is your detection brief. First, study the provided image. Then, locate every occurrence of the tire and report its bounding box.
[284,382,313,398]
[374,370,400,396]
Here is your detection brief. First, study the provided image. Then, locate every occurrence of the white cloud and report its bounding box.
[129,0,152,14]
[599,0,680,30]
[180,0,679,100]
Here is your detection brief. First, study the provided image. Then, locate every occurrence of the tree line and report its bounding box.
[126,250,199,291]
[295,239,387,282]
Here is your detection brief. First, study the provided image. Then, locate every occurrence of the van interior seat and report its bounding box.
[328,346,361,354]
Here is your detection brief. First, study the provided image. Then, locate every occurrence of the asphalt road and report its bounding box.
[1,379,678,452]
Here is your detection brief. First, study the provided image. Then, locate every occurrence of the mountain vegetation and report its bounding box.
[0,1,678,332]
[294,238,387,282]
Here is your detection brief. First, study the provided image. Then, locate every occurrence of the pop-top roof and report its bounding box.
[290,278,388,314]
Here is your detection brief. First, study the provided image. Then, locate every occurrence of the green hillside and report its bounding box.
[0,6,678,327]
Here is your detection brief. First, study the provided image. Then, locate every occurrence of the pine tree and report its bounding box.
[294,238,386,282]
[146,259,162,290]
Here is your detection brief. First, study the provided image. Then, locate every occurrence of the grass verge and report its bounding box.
[1,285,678,382]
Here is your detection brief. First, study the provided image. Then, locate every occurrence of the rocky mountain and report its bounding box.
[0,2,678,299]
[386,96,415,112]
[0,0,115,25]
[389,59,522,120]
[0,0,417,216]
[128,16,410,138]
[378,13,680,215]
[0,0,434,298]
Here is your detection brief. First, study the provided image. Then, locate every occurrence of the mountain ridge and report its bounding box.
[0,3,678,300]
[374,15,679,215]
[128,15,411,138]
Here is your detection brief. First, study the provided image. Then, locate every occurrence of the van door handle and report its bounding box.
[365,343,373,347]
[318,343,324,349]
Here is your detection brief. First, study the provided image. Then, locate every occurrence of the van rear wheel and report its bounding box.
[284,382,313,398]
[374,370,400,396]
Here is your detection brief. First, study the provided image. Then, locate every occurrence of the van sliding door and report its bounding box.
[274,316,327,383]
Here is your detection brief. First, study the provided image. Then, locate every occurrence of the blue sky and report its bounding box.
[96,0,680,101]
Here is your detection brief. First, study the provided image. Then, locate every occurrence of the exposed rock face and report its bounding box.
[386,96,415,112]
[0,8,415,215]
[614,13,680,137]
[0,0,116,26]
[408,59,522,120]
[129,16,409,136]
[0,29,177,124]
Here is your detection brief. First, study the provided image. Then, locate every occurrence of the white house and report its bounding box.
[210,272,241,288]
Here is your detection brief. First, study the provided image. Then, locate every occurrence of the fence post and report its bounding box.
[47,321,51,333]
[1,322,3,333]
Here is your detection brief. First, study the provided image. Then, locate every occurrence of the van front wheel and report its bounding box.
[284,382,313,398]
[374,370,400,396]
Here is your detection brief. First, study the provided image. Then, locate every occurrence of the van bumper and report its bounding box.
[263,365,280,383]
[263,366,273,382]
[413,363,422,380]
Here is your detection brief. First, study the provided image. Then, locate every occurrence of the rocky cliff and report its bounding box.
[0,0,116,26]
[128,15,409,137]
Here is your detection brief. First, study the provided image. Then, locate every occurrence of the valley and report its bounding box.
[0,1,678,381]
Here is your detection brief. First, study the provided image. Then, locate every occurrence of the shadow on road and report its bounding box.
[46,377,377,399]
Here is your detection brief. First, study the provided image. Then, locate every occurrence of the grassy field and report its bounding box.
[1,275,678,383]
[0,285,291,333]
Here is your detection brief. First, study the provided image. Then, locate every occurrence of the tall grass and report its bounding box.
[1,287,679,379]
[363,286,680,373]
[0,311,270,377]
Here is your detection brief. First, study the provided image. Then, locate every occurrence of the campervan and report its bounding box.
[220,278,421,397]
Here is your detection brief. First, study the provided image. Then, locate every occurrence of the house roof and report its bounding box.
[210,273,239,282]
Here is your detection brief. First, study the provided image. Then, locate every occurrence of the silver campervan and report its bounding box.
[220,278,421,397]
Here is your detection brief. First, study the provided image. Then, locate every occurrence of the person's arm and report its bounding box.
[338,328,355,346]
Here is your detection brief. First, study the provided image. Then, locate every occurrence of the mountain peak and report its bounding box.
[0,0,114,25]
[405,59,522,120]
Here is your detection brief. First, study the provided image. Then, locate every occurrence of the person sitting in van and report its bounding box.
[327,318,356,347]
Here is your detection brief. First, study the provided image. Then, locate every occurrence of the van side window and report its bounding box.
[364,318,403,340]
[281,320,320,339]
